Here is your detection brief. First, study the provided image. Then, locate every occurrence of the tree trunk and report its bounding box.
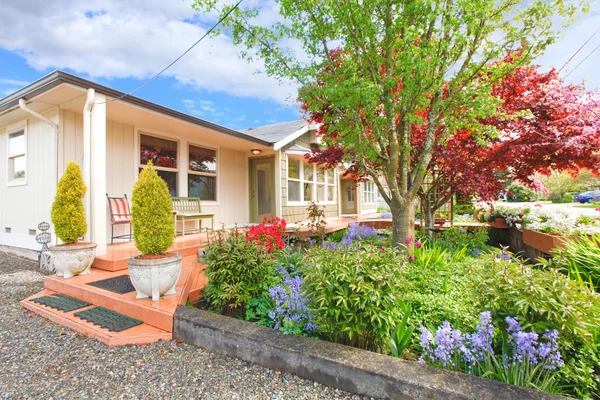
[420,195,436,233]
[390,197,415,250]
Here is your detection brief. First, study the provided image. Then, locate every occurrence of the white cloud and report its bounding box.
[0,0,299,103]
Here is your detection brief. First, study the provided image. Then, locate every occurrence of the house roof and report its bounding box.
[0,70,271,147]
[241,119,309,146]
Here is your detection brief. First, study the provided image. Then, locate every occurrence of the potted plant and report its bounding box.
[127,162,180,301]
[50,161,97,278]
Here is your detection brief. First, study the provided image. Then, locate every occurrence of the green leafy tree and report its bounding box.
[51,161,87,244]
[536,169,600,203]
[131,162,174,255]
[192,0,586,247]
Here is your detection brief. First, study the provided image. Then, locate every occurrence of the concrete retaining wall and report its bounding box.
[174,307,564,400]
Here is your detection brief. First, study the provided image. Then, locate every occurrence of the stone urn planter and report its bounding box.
[127,253,182,301]
[50,242,97,279]
[522,229,576,255]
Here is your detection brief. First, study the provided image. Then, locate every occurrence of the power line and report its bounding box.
[564,41,600,79]
[558,25,600,72]
[106,0,243,103]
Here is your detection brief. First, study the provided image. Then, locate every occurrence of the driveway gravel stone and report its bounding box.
[0,252,370,399]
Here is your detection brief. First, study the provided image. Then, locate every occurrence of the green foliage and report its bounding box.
[301,245,407,352]
[471,254,600,397]
[560,193,574,203]
[201,229,276,318]
[389,302,415,358]
[326,228,347,243]
[436,227,489,254]
[506,181,541,202]
[51,161,87,244]
[553,235,600,292]
[245,293,276,328]
[538,169,600,203]
[453,200,474,215]
[131,162,174,255]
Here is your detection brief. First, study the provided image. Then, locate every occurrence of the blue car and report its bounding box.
[575,190,600,203]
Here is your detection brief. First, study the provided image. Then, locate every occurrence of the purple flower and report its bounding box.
[472,249,482,257]
[268,267,315,334]
[408,255,415,261]
[380,210,392,219]
[459,228,467,234]
[306,237,313,246]
[415,240,423,249]
[404,237,412,245]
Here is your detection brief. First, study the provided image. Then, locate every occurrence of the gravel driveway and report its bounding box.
[0,252,369,399]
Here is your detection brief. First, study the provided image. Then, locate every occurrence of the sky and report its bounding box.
[0,1,599,131]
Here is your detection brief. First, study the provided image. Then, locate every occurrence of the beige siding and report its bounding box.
[280,131,340,222]
[59,109,84,170]
[0,110,58,247]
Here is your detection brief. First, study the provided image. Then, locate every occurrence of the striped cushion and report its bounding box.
[109,198,132,223]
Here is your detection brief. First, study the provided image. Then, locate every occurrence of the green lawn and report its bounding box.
[573,203,600,209]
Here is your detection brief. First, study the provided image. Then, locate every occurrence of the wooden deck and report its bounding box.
[21,238,209,346]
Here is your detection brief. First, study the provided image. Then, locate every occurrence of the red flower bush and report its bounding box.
[245,217,287,252]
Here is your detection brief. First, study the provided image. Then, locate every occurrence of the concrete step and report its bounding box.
[21,289,172,346]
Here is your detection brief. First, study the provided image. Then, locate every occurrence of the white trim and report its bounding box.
[6,122,27,187]
[273,125,309,150]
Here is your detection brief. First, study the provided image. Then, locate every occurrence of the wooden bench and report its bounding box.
[172,197,214,236]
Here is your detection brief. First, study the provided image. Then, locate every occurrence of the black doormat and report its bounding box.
[74,307,143,332]
[31,293,91,312]
[87,275,135,295]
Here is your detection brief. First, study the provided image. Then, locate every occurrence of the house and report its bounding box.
[0,70,378,258]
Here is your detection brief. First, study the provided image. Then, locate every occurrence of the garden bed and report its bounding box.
[174,307,561,400]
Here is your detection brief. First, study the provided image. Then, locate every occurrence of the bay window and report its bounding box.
[287,155,336,204]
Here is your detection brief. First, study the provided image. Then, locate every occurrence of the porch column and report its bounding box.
[91,93,107,256]
[82,89,94,243]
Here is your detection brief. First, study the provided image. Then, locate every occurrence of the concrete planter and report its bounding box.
[50,242,97,279]
[127,253,182,301]
[522,230,575,255]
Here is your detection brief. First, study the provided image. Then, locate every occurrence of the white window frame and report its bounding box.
[287,155,336,206]
[363,181,376,205]
[138,131,179,194]
[6,124,27,187]
[187,142,218,203]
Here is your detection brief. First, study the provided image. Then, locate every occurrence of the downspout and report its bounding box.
[83,89,95,241]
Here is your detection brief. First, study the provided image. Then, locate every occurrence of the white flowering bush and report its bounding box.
[492,205,524,227]
[522,207,600,235]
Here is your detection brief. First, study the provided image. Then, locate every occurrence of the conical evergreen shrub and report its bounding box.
[51,161,87,244]
[131,161,174,255]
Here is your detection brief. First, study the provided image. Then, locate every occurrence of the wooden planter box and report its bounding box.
[490,218,510,229]
[522,229,575,255]
[434,216,447,226]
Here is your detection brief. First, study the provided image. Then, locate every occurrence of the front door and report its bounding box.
[341,180,357,214]
[250,158,275,223]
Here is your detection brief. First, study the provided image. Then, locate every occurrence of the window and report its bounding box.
[188,144,217,201]
[287,155,336,204]
[287,158,301,202]
[363,181,376,204]
[140,134,178,196]
[8,130,26,183]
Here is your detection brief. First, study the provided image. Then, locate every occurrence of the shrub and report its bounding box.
[131,162,174,255]
[301,245,407,352]
[553,234,600,292]
[51,161,87,244]
[436,227,489,254]
[202,228,276,318]
[245,216,286,252]
[470,254,600,397]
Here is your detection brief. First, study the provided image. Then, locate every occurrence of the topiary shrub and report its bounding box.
[51,161,87,244]
[131,161,174,255]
